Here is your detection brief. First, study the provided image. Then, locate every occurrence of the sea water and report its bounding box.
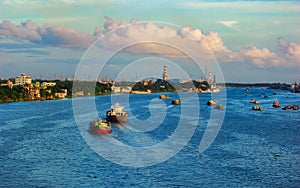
[0,88,299,187]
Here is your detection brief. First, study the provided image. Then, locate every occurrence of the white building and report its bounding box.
[15,73,32,85]
[41,82,56,87]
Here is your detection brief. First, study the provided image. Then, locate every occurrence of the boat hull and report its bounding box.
[106,115,127,123]
[88,128,111,134]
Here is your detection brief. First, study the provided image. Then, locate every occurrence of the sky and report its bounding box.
[0,0,299,83]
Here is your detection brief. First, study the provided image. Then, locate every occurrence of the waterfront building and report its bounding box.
[15,73,32,85]
[55,89,68,99]
[41,82,56,88]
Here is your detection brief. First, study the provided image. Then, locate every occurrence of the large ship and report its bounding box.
[106,103,128,123]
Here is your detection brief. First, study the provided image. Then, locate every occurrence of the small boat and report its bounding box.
[207,100,217,106]
[250,99,259,104]
[159,95,170,100]
[272,100,280,108]
[215,104,224,110]
[282,105,299,111]
[106,103,128,123]
[252,105,264,111]
[89,118,111,134]
[172,99,181,105]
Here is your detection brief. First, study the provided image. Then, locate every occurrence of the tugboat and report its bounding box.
[282,105,299,111]
[252,105,264,111]
[272,100,281,108]
[172,99,181,105]
[159,95,170,100]
[89,118,111,134]
[106,103,128,123]
[207,100,217,106]
[250,99,259,104]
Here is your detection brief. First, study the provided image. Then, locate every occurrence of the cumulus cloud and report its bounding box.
[240,38,300,68]
[217,20,238,27]
[0,20,93,48]
[278,38,300,64]
[0,17,299,69]
[241,47,281,67]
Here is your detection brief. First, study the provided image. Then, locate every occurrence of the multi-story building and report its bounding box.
[15,73,32,85]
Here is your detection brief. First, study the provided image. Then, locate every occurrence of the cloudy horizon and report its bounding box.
[0,0,299,83]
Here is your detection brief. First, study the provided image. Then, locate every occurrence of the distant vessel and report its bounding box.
[250,99,259,104]
[272,100,280,108]
[282,105,299,111]
[159,95,170,100]
[207,100,217,106]
[130,89,151,94]
[252,105,264,111]
[172,99,181,105]
[89,118,111,134]
[106,103,128,123]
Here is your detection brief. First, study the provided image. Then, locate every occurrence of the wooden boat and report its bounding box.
[89,119,111,134]
[207,100,217,106]
[159,95,170,100]
[282,105,299,110]
[250,99,259,104]
[252,105,264,111]
[272,100,280,108]
[172,99,181,105]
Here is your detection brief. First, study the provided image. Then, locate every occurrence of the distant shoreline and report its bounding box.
[1,86,297,105]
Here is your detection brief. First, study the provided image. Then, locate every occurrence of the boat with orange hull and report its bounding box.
[89,119,111,134]
[272,100,280,108]
[172,99,181,105]
[252,105,264,111]
[250,99,259,104]
[207,100,217,106]
[159,95,170,100]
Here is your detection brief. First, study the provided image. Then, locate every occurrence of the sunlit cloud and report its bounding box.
[217,20,238,27]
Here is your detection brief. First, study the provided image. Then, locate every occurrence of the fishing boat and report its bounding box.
[252,105,264,111]
[172,99,181,105]
[282,105,299,110]
[250,99,259,104]
[106,103,128,123]
[89,118,111,134]
[272,100,280,108]
[159,94,170,100]
[207,100,217,106]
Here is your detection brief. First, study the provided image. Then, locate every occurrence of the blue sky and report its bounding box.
[0,0,299,82]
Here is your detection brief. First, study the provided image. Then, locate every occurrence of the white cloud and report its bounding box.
[217,20,238,27]
[0,17,299,69]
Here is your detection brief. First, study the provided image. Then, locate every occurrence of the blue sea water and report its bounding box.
[0,88,299,187]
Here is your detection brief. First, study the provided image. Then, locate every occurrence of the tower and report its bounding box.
[207,72,213,84]
[162,66,168,81]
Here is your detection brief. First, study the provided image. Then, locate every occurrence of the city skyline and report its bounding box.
[0,0,299,83]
